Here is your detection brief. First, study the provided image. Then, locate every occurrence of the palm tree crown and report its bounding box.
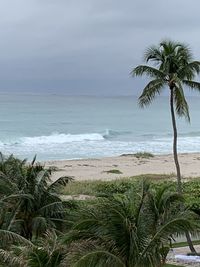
[132,40,200,121]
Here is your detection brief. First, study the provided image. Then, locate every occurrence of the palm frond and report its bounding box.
[31,155,37,166]
[138,213,196,267]
[178,61,200,80]
[160,40,180,54]
[32,216,48,236]
[0,229,34,246]
[0,193,32,204]
[154,185,182,208]
[36,169,51,190]
[144,45,163,64]
[160,40,192,61]
[182,80,200,92]
[48,176,74,192]
[38,201,64,216]
[131,65,165,79]
[0,248,26,267]
[187,61,200,73]
[5,201,22,231]
[73,250,125,267]
[173,82,190,121]
[175,43,193,62]
[138,79,165,107]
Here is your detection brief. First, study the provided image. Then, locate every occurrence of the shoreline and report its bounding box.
[44,152,200,181]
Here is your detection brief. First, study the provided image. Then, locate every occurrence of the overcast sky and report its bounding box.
[1,0,200,95]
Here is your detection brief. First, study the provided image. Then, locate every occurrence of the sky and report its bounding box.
[1,0,200,95]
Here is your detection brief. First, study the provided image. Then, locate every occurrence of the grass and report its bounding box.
[61,180,100,196]
[61,174,175,196]
[172,239,200,248]
[61,174,200,214]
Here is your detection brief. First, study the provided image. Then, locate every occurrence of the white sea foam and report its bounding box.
[1,132,200,160]
[20,132,104,145]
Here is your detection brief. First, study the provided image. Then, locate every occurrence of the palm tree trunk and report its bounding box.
[185,231,197,254]
[170,88,196,254]
[169,88,182,194]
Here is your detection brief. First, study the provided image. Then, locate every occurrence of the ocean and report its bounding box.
[0,93,200,161]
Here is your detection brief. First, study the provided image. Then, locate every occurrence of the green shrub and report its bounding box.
[95,180,135,195]
[104,169,123,174]
[134,152,154,159]
[183,179,200,209]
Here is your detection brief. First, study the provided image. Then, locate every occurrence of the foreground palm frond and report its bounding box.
[0,154,73,241]
[66,181,196,267]
[0,230,68,267]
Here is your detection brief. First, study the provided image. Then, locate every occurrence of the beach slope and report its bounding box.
[45,153,200,181]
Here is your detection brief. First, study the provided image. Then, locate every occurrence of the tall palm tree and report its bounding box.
[66,181,195,267]
[131,40,200,194]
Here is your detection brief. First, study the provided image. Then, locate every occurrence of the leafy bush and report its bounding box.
[95,180,135,195]
[104,169,123,174]
[183,180,200,210]
[133,152,154,159]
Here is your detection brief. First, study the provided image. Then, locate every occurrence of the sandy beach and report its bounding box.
[44,153,200,181]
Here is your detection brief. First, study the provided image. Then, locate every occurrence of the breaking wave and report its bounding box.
[20,132,104,145]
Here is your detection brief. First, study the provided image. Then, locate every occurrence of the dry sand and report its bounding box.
[44,153,200,181]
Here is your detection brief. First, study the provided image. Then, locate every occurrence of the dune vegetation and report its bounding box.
[0,154,199,266]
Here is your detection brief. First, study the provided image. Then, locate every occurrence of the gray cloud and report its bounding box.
[0,0,200,95]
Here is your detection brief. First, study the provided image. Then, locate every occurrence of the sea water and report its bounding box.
[0,93,200,160]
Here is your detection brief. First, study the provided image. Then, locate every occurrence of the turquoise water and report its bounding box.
[0,93,200,160]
